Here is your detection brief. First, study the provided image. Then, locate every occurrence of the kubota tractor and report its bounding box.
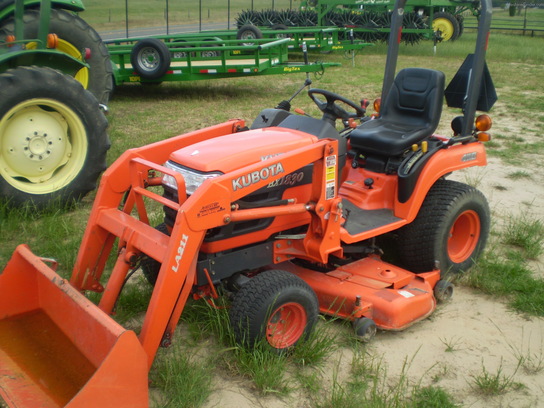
[0,0,496,406]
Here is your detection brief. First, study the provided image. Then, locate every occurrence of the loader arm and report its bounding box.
[70,119,345,367]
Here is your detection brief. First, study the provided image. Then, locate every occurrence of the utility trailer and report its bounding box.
[233,24,373,53]
[106,27,371,86]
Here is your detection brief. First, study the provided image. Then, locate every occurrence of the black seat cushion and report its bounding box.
[350,68,445,156]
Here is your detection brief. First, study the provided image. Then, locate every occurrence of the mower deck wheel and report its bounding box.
[434,280,454,303]
[353,317,377,342]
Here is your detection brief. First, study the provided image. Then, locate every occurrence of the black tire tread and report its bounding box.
[0,66,110,207]
[397,179,489,274]
[230,270,318,348]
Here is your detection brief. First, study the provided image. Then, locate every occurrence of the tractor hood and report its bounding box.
[168,126,318,174]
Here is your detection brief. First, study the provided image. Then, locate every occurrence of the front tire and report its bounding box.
[0,67,110,208]
[397,179,490,275]
[230,270,319,352]
[0,9,113,103]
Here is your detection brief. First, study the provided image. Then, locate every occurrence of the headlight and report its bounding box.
[162,161,223,195]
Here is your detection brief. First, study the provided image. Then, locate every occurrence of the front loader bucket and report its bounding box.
[0,245,148,408]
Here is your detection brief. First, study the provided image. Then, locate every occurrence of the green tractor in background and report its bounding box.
[0,0,112,102]
[0,0,110,208]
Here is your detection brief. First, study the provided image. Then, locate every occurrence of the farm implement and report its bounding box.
[239,0,482,43]
[0,0,496,406]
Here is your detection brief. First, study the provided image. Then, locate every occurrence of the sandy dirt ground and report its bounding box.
[199,97,544,407]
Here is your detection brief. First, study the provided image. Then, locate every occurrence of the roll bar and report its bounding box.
[381,0,493,138]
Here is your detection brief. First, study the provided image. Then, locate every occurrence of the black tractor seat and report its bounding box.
[350,68,446,157]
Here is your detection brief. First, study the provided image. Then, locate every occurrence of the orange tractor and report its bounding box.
[0,0,496,406]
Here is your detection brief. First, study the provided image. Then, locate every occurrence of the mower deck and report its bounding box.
[279,258,440,330]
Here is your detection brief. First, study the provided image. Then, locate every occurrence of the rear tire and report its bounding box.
[230,270,319,352]
[397,179,490,275]
[0,9,113,103]
[0,67,110,208]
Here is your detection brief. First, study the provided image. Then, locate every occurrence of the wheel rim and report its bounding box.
[26,40,90,89]
[138,47,160,72]
[448,210,481,263]
[432,18,454,41]
[241,31,257,40]
[266,302,307,349]
[0,98,87,195]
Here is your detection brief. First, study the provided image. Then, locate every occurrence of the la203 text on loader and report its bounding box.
[0,0,496,405]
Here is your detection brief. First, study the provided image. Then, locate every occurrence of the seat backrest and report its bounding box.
[381,68,445,131]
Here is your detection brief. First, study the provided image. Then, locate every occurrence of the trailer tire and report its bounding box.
[0,66,110,208]
[0,9,113,104]
[130,38,171,80]
[270,24,290,39]
[432,12,460,41]
[396,179,490,276]
[236,24,263,45]
[230,270,319,352]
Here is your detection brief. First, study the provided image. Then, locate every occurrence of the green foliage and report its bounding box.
[410,385,458,408]
[464,250,544,316]
[503,214,544,259]
[150,344,214,408]
[470,359,524,395]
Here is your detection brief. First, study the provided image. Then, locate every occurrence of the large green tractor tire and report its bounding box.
[0,8,113,103]
[0,66,110,208]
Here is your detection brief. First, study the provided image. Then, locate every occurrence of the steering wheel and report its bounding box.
[308,88,366,125]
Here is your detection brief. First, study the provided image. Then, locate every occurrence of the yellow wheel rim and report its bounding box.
[0,98,88,195]
[432,18,455,41]
[26,39,90,89]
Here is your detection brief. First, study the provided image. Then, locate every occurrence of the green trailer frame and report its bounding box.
[106,28,365,85]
